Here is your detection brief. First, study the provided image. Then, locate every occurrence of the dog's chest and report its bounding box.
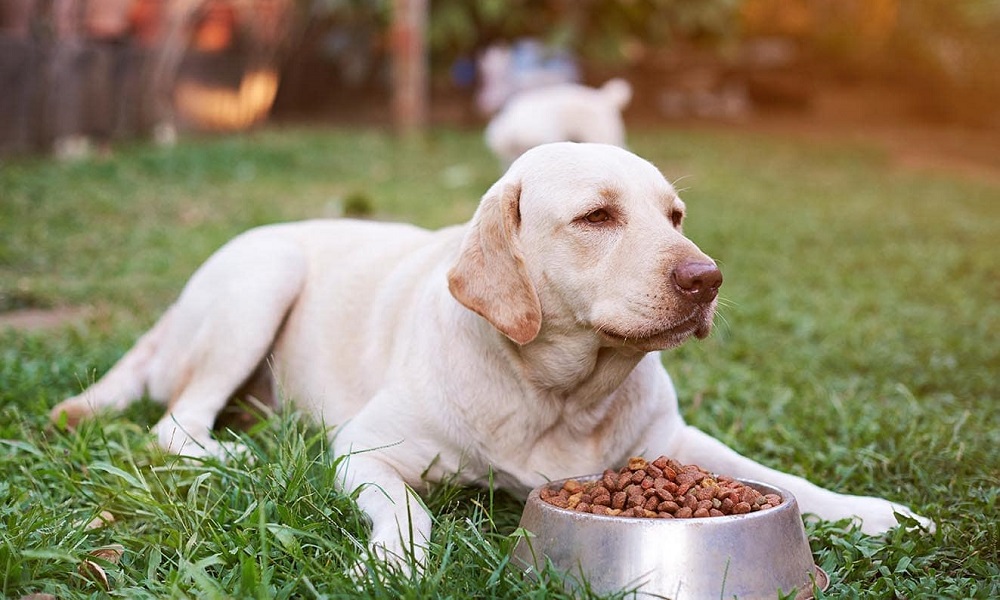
[466,388,650,492]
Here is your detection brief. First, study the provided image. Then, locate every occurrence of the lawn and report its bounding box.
[1,125,997,598]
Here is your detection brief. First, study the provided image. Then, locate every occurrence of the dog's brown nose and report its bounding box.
[673,261,723,303]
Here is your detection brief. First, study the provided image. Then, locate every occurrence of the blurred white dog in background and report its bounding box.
[485,78,633,167]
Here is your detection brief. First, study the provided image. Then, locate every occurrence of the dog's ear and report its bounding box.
[448,181,542,345]
[601,78,632,109]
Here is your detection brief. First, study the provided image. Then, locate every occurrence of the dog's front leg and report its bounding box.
[335,449,432,575]
[648,423,933,534]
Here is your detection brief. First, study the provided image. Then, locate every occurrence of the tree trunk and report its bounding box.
[390,0,427,135]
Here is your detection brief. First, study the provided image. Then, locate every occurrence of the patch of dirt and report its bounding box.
[0,307,89,332]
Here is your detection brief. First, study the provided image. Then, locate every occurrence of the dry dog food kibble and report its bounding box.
[539,455,783,518]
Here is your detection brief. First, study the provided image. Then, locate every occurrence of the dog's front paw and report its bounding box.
[862,499,934,535]
[347,536,425,585]
[367,524,427,577]
[816,493,934,535]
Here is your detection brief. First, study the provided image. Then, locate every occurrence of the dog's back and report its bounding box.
[485,79,632,166]
[266,220,465,420]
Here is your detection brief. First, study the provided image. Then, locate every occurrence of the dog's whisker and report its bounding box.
[715,296,738,310]
[669,174,695,189]
[711,310,733,333]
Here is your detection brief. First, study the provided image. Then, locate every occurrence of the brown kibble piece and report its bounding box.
[676,472,699,487]
[549,496,569,509]
[695,486,716,501]
[540,455,783,519]
[627,456,648,471]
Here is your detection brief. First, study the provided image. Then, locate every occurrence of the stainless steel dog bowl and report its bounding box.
[513,476,828,599]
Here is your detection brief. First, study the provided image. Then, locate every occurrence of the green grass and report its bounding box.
[1,126,997,598]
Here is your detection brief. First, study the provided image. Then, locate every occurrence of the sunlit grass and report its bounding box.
[1,125,997,598]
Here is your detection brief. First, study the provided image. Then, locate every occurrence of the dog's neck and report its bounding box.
[451,295,645,404]
[511,329,645,403]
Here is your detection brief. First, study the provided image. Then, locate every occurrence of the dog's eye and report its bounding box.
[584,209,611,224]
[670,210,684,228]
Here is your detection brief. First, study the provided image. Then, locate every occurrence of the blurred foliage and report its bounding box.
[287,0,998,124]
[430,0,739,64]
[786,0,1000,123]
[304,0,740,69]
[427,0,741,66]
[887,0,1000,83]
[793,0,1000,70]
[299,0,996,80]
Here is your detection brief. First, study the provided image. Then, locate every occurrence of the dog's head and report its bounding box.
[448,142,721,353]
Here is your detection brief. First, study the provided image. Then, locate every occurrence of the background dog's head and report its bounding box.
[449,142,721,352]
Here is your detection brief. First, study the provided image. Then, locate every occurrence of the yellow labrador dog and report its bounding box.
[52,142,926,572]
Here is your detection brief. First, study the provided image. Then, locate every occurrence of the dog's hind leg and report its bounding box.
[149,233,307,458]
[52,229,308,459]
[50,308,179,428]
